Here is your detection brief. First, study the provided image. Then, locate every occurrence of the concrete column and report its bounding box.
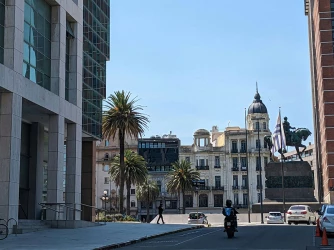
[50,5,66,97]
[28,123,44,219]
[0,92,22,229]
[65,123,82,220]
[81,141,96,221]
[47,115,65,219]
[3,0,24,72]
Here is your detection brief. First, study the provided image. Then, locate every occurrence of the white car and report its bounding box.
[287,205,316,225]
[187,212,208,224]
[266,212,284,224]
[319,204,334,233]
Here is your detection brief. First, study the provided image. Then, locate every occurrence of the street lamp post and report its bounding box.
[102,190,109,223]
[252,117,265,224]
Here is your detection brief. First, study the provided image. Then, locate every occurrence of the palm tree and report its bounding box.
[109,150,148,215]
[136,180,160,222]
[166,160,200,214]
[102,90,149,214]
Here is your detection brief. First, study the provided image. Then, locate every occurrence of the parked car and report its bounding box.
[266,212,284,224]
[286,205,316,225]
[318,205,334,234]
[187,212,208,224]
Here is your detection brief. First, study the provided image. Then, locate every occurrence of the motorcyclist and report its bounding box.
[222,199,239,232]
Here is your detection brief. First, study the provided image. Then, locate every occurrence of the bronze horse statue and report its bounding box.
[264,128,312,161]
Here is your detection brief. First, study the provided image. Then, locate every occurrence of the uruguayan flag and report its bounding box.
[271,112,286,155]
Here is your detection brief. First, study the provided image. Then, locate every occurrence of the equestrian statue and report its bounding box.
[264,116,312,161]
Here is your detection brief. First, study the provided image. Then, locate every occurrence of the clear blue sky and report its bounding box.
[107,0,314,146]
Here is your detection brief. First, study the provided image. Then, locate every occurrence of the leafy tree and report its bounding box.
[166,160,200,214]
[136,180,160,222]
[110,150,148,215]
[102,90,149,214]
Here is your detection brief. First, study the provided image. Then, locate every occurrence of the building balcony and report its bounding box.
[232,185,239,190]
[231,149,238,154]
[212,186,224,191]
[231,167,239,171]
[214,165,221,169]
[241,186,248,190]
[196,165,209,170]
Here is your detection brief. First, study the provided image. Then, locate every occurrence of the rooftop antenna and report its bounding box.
[256,81,258,93]
[228,120,230,127]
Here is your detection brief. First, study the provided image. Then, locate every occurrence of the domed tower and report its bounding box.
[247,84,270,131]
[193,129,212,149]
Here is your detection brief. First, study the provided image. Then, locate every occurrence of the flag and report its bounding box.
[271,111,286,155]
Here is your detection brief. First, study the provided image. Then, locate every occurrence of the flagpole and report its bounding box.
[279,107,286,223]
[245,108,251,223]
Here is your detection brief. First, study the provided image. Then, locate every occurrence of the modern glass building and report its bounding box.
[0,0,110,230]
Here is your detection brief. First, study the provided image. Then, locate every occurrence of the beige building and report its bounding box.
[180,90,271,212]
[95,135,138,215]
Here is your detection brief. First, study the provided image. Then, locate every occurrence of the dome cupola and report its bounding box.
[248,83,268,114]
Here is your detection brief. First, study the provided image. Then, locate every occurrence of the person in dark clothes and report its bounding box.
[157,203,165,224]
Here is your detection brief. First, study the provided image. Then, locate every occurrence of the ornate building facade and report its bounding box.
[179,90,271,212]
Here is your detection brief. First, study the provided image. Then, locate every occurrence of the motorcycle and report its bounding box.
[223,207,237,238]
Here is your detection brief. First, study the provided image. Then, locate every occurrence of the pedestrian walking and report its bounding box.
[157,203,165,224]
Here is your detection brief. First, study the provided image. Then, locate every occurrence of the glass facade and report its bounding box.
[82,0,110,138]
[0,0,4,64]
[23,0,51,90]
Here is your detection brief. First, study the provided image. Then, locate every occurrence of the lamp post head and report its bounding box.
[103,190,107,195]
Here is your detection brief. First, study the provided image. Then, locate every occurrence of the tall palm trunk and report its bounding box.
[182,188,186,214]
[119,130,125,214]
[146,193,150,223]
[126,180,131,215]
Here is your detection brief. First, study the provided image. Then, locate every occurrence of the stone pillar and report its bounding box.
[81,141,96,221]
[65,123,82,220]
[50,5,66,97]
[0,93,22,229]
[47,115,65,220]
[4,0,24,72]
[28,123,44,219]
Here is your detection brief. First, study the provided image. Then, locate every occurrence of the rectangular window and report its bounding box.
[215,176,221,188]
[255,122,259,130]
[232,141,238,152]
[256,157,261,169]
[243,193,248,205]
[131,201,136,207]
[242,175,248,187]
[257,175,261,187]
[257,193,261,203]
[256,139,261,148]
[241,140,246,152]
[232,157,238,168]
[165,200,177,209]
[215,156,220,166]
[240,157,247,170]
[233,175,238,187]
[0,0,4,64]
[234,193,239,205]
[105,140,109,146]
[23,0,51,90]
[214,194,224,207]
[104,177,109,184]
[130,189,135,195]
[185,156,190,163]
[263,122,267,130]
[200,159,205,166]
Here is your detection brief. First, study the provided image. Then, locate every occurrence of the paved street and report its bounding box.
[121,224,316,250]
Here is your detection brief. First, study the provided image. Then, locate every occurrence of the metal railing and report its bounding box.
[0,217,18,240]
[78,203,108,225]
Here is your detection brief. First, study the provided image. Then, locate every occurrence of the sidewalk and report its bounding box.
[0,222,203,250]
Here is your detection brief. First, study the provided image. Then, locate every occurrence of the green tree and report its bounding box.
[109,150,148,215]
[102,91,149,214]
[136,180,160,222]
[166,160,200,214]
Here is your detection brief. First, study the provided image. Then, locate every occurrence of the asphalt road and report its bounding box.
[121,224,317,250]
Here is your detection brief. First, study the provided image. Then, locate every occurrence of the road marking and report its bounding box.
[179,231,200,236]
[173,229,222,246]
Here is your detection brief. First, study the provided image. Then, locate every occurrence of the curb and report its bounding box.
[93,225,205,250]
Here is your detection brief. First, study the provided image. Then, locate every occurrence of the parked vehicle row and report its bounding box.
[266,205,317,225]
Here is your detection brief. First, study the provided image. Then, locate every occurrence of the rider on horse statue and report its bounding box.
[283,117,296,144]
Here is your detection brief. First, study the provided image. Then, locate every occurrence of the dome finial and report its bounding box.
[256,81,258,93]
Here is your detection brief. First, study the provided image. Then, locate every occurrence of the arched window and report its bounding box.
[104,153,109,161]
[199,194,208,207]
[185,195,193,207]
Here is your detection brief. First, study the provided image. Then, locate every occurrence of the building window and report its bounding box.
[199,159,205,166]
[243,193,248,205]
[131,189,135,195]
[157,180,161,192]
[104,153,109,161]
[104,177,109,184]
[0,0,4,64]
[185,195,193,207]
[23,0,51,90]
[215,156,220,166]
[65,22,74,102]
[199,194,208,207]
[105,140,109,146]
[257,175,261,187]
[255,122,259,130]
[231,141,238,153]
[263,122,267,130]
[234,193,239,205]
[215,176,221,188]
[185,156,190,163]
[264,157,268,167]
[103,165,109,172]
[256,157,261,169]
[214,194,224,207]
[131,200,136,207]
[241,157,247,170]
[257,193,261,203]
[233,175,238,187]
[242,175,248,188]
[165,200,177,209]
[241,140,246,152]
[232,158,238,168]
[256,139,261,148]
[264,138,267,148]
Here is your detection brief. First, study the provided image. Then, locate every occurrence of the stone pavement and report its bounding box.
[0,222,203,250]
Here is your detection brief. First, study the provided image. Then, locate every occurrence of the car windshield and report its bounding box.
[290,206,306,210]
[269,213,281,216]
[326,208,334,214]
[189,213,201,219]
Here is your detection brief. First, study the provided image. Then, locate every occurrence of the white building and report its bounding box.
[179,90,271,212]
